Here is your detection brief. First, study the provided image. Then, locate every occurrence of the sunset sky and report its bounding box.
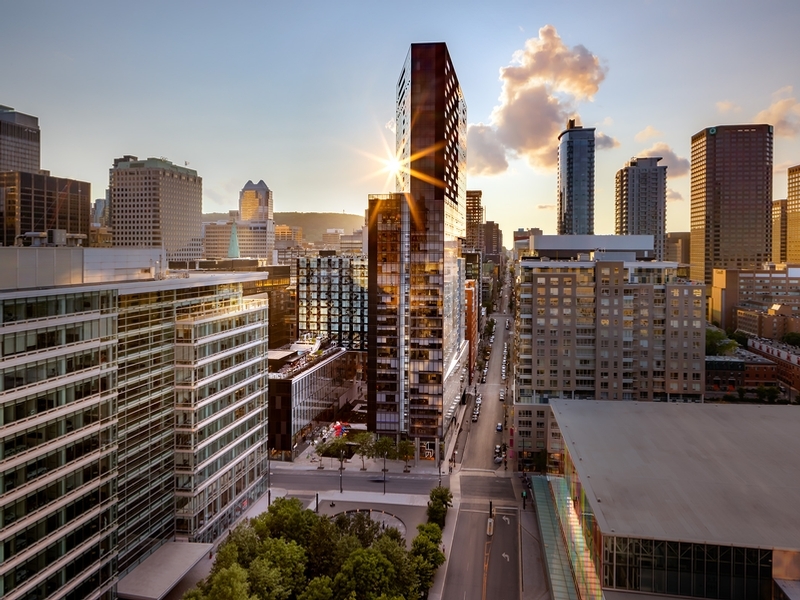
[3,0,800,239]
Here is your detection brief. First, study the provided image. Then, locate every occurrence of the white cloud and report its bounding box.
[467,25,607,175]
[538,204,556,210]
[667,188,684,202]
[754,87,800,137]
[595,131,619,149]
[634,125,662,142]
[640,142,690,178]
[716,100,741,114]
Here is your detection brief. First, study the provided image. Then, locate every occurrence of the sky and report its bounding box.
[3,0,800,240]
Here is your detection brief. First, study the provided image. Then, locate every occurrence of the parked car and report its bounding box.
[496,423,503,432]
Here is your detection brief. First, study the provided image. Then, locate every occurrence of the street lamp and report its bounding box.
[383,451,387,495]
[339,448,344,494]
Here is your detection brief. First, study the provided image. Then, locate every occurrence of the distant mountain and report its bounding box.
[202,211,364,243]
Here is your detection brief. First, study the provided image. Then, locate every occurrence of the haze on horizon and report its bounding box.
[2,0,800,240]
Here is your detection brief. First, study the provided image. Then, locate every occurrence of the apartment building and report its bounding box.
[512,254,705,470]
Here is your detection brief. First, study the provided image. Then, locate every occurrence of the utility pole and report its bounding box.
[383,451,387,495]
[339,448,344,494]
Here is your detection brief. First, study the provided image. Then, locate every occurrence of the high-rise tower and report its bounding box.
[368,42,468,443]
[615,156,667,260]
[557,119,595,235]
[110,156,203,262]
[466,190,484,251]
[690,125,773,285]
[239,180,273,222]
[0,105,40,173]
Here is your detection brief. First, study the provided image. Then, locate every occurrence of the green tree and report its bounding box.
[373,535,418,599]
[730,331,749,347]
[298,576,334,600]
[397,439,415,472]
[352,432,374,471]
[755,386,768,403]
[226,522,262,569]
[333,548,396,600]
[410,525,445,596]
[372,436,396,461]
[207,564,256,600]
[305,515,341,580]
[426,487,452,529]
[782,332,800,348]
[334,511,381,548]
[415,523,443,546]
[706,329,737,356]
[737,387,747,401]
[182,588,207,600]
[252,497,317,548]
[766,386,781,403]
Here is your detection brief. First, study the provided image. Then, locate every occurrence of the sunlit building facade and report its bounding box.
[368,42,469,444]
[788,165,800,264]
[0,105,40,173]
[690,125,773,286]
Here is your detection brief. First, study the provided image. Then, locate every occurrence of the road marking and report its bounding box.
[482,540,492,600]
[502,552,510,562]
[502,515,510,525]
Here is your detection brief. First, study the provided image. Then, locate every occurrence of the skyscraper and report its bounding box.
[788,165,800,263]
[690,124,773,285]
[465,190,484,251]
[615,156,667,260]
[239,179,273,222]
[109,156,203,261]
[557,119,595,235]
[368,42,469,445]
[0,105,40,173]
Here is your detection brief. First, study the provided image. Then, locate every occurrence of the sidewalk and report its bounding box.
[286,442,448,477]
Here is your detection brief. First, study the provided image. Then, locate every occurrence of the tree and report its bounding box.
[305,514,341,580]
[737,387,747,401]
[372,436,396,462]
[333,548,396,600]
[298,576,334,600]
[706,329,737,356]
[335,511,382,548]
[410,525,445,596]
[397,439,415,472]
[426,486,453,529]
[782,332,800,348]
[372,535,418,600]
[352,432,374,471]
[207,564,256,600]
[755,386,768,403]
[730,330,749,347]
[766,386,781,403]
[252,497,317,548]
[226,522,262,569]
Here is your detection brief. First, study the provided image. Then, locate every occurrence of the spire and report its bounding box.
[228,222,241,259]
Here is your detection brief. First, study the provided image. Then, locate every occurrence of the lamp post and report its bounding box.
[383,451,387,495]
[339,448,343,494]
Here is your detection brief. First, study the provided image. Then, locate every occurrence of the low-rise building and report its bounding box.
[748,338,800,399]
[705,349,777,393]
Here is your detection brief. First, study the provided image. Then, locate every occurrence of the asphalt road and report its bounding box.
[269,468,444,496]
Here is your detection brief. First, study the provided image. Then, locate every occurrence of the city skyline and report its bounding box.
[2,1,800,239]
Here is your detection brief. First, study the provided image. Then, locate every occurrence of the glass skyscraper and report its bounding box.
[558,119,595,235]
[368,43,468,443]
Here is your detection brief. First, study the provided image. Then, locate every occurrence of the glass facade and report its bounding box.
[558,122,595,235]
[297,255,368,350]
[559,445,774,600]
[368,42,467,442]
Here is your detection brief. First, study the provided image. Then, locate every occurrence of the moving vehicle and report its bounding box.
[496,423,503,432]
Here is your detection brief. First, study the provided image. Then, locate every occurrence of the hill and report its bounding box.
[202,212,364,243]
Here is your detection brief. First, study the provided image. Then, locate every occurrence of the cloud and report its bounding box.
[716,100,741,114]
[467,124,509,175]
[774,160,798,175]
[635,125,662,142]
[754,87,800,137]
[667,188,684,202]
[538,204,556,210]
[385,119,396,133]
[595,132,619,149]
[640,142,690,178]
[467,25,607,175]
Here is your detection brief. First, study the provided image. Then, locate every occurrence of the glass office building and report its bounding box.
[558,120,595,235]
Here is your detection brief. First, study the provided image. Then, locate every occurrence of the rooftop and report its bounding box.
[551,400,800,550]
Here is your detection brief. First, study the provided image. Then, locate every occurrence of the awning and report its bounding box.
[117,541,213,600]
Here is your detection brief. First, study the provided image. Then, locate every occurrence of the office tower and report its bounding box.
[368,42,469,444]
[0,105,40,173]
[483,220,503,254]
[109,156,203,261]
[239,179,273,222]
[297,254,368,350]
[0,171,91,246]
[690,125,773,285]
[789,165,800,263]
[615,156,667,260]
[773,199,787,263]
[557,119,595,235]
[466,190,484,251]
[666,232,691,264]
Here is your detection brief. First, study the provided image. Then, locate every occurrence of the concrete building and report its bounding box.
[464,280,479,385]
[540,400,800,600]
[367,42,469,449]
[296,254,368,350]
[203,220,276,260]
[558,119,595,235]
[340,228,365,255]
[0,105,40,173]
[665,231,691,264]
[705,348,777,394]
[690,125,773,286]
[483,220,503,255]
[710,266,800,332]
[615,157,667,260]
[735,304,800,340]
[0,172,91,248]
[109,156,203,262]
[748,338,800,399]
[530,234,656,261]
[321,229,344,252]
[274,225,302,245]
[789,165,800,264]
[0,247,270,600]
[512,254,705,471]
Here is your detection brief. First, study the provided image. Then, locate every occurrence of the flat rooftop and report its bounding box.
[551,401,800,550]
